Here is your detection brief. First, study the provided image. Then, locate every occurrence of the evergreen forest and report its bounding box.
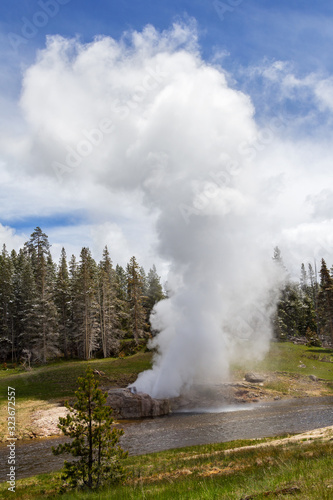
[0,230,333,366]
[0,227,165,364]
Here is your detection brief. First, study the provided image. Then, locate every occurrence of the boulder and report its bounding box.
[244,372,266,383]
[106,388,170,419]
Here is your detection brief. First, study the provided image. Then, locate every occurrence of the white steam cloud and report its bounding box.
[8,22,330,397]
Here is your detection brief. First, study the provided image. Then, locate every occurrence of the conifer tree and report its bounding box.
[76,248,100,359]
[300,263,308,292]
[126,256,147,344]
[13,249,37,358]
[68,254,80,357]
[24,227,59,362]
[115,265,128,301]
[0,245,15,361]
[52,368,127,489]
[318,258,333,342]
[55,248,71,358]
[98,247,122,357]
[25,227,50,292]
[114,264,130,334]
[145,265,165,332]
[146,265,165,312]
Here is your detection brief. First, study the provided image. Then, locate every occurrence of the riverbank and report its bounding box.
[0,343,332,441]
[0,426,332,499]
[0,352,151,441]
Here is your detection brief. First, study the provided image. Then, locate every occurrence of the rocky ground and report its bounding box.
[30,405,68,438]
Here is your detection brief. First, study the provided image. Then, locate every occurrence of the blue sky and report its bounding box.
[1,2,331,60]
[1,0,333,273]
[3,1,333,88]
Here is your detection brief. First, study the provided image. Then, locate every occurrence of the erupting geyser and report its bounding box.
[18,23,287,399]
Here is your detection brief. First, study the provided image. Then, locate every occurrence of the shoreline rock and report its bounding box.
[244,372,266,383]
[106,388,170,418]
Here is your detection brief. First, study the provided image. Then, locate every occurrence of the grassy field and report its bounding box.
[232,341,333,397]
[233,341,333,379]
[0,432,332,499]
[0,352,153,402]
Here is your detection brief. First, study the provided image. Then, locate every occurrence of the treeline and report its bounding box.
[273,248,333,346]
[0,227,165,364]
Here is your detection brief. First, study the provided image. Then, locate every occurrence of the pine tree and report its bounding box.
[0,245,15,361]
[25,227,50,293]
[145,265,165,332]
[55,248,71,358]
[126,256,147,344]
[114,265,130,334]
[115,265,127,301]
[98,247,122,357]
[68,254,80,357]
[300,263,308,292]
[52,368,127,489]
[76,248,100,360]
[318,258,333,342]
[308,263,320,335]
[24,227,59,363]
[13,249,37,359]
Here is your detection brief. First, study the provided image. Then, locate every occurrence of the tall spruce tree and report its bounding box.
[76,248,100,359]
[55,248,71,358]
[300,263,308,293]
[145,265,165,332]
[126,256,147,344]
[114,264,130,336]
[68,254,80,357]
[0,245,15,361]
[98,247,122,357]
[13,249,37,359]
[24,228,59,362]
[318,258,333,342]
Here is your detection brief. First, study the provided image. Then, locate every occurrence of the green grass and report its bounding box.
[0,352,152,403]
[0,436,332,499]
[233,342,333,381]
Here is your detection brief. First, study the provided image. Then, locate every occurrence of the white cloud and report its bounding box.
[314,77,333,112]
[0,223,26,252]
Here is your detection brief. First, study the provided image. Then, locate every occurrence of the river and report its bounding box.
[1,396,332,482]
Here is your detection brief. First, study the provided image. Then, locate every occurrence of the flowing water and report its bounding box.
[1,396,333,482]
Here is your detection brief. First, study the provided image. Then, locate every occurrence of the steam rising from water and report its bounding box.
[133,221,283,398]
[16,23,287,398]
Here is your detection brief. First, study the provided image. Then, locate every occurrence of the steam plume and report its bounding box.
[16,23,287,398]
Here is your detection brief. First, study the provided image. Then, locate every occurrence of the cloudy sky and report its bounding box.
[1,0,333,276]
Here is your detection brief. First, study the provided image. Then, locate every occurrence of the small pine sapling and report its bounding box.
[52,367,128,490]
